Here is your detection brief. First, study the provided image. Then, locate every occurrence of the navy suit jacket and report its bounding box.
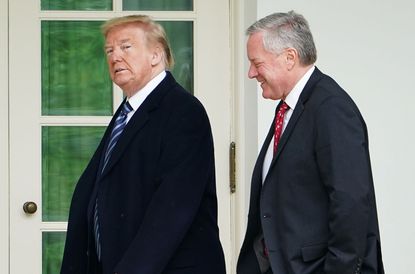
[61,72,226,274]
[237,68,384,274]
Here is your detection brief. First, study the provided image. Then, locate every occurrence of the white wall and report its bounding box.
[255,1,415,273]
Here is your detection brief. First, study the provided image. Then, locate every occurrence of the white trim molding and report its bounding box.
[0,0,10,273]
[231,0,257,272]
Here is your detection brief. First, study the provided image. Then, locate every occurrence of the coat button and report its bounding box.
[263,214,271,218]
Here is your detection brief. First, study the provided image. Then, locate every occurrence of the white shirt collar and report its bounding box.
[127,70,166,111]
[284,66,315,110]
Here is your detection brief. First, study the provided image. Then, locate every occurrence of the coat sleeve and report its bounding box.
[60,139,106,274]
[114,98,216,274]
[315,96,371,274]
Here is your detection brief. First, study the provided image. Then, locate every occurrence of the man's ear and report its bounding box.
[285,48,297,71]
[151,46,163,66]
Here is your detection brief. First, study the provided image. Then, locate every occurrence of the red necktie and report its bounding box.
[261,102,289,259]
[273,102,289,155]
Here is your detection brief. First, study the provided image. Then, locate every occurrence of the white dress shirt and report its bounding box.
[262,66,315,182]
[125,70,167,123]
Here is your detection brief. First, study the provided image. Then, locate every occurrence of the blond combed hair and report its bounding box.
[102,15,174,69]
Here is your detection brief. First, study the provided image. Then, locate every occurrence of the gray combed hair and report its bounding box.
[246,10,317,65]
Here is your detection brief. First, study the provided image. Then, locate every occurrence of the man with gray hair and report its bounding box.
[237,11,384,274]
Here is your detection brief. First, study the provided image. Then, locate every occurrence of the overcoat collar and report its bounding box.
[99,71,176,179]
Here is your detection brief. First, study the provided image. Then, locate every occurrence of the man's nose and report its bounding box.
[109,49,122,62]
[248,64,257,79]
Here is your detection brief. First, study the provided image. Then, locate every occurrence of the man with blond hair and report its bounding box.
[61,15,226,274]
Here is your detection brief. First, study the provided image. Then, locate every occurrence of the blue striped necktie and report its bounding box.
[94,100,133,261]
[102,101,134,173]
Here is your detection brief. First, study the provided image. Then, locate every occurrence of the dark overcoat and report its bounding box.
[61,72,226,274]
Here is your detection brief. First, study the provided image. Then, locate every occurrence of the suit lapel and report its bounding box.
[253,119,274,182]
[247,105,279,214]
[99,72,176,179]
[264,68,324,180]
[271,102,304,162]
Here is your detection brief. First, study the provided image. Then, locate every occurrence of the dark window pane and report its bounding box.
[160,21,193,93]
[42,126,105,221]
[41,0,112,11]
[42,21,113,116]
[42,232,66,274]
[123,0,193,11]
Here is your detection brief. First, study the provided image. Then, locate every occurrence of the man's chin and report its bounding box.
[261,90,273,100]
[261,88,281,100]
[113,79,130,90]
